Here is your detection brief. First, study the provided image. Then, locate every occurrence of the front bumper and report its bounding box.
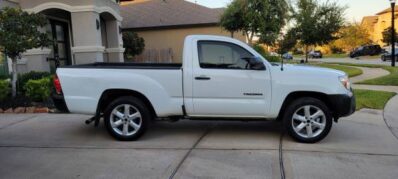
[327,93,356,119]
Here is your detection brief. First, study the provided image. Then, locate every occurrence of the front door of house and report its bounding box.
[48,20,71,72]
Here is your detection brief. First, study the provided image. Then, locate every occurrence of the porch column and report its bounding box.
[70,11,104,64]
[105,20,125,62]
[21,48,52,73]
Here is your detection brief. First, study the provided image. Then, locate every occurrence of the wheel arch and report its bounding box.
[277,91,334,121]
[97,89,157,118]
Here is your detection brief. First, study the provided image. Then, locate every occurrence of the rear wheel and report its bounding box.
[283,97,332,143]
[104,96,151,141]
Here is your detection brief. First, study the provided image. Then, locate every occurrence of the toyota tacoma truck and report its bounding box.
[53,35,355,143]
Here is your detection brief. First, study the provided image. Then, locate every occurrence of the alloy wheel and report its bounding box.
[291,105,326,139]
[110,104,142,137]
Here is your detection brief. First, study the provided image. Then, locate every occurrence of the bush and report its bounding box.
[330,46,344,54]
[293,48,304,55]
[253,44,268,57]
[0,74,11,80]
[0,80,10,101]
[18,71,51,93]
[265,55,281,62]
[253,44,281,63]
[24,77,52,102]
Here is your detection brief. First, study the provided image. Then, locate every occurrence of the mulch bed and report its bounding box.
[0,95,55,113]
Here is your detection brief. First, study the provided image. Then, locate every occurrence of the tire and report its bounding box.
[104,96,151,141]
[283,97,333,143]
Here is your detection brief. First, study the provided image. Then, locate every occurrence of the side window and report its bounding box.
[198,41,254,69]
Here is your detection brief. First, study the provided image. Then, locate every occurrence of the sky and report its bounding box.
[186,0,389,22]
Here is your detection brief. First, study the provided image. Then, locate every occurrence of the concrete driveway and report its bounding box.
[0,110,398,179]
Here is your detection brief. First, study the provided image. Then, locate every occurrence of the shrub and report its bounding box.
[253,44,268,57]
[253,44,281,63]
[0,80,10,101]
[18,71,51,93]
[265,55,281,63]
[0,74,11,80]
[24,77,52,102]
[293,48,304,55]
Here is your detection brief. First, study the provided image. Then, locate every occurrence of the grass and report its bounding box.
[311,64,363,77]
[354,89,396,110]
[293,53,348,59]
[331,63,398,86]
[323,53,348,58]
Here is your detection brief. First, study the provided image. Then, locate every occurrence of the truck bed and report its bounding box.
[61,62,182,69]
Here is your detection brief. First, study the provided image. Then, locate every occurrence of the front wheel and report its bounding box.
[283,97,333,143]
[104,96,151,141]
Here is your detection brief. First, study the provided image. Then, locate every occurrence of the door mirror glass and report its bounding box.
[241,57,266,70]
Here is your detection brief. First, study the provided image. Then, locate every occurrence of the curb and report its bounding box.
[0,107,51,114]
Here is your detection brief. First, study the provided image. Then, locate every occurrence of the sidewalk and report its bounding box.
[347,65,398,141]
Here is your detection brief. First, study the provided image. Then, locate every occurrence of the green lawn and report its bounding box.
[331,63,398,86]
[356,66,398,86]
[354,89,396,110]
[323,53,348,58]
[312,64,363,77]
[293,53,348,59]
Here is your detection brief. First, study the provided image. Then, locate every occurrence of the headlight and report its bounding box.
[339,75,351,90]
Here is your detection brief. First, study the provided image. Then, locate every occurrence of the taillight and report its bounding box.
[53,75,62,94]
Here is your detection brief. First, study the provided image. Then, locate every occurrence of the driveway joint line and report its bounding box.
[282,149,398,157]
[0,115,37,130]
[0,146,397,156]
[279,132,286,179]
[0,145,280,151]
[168,123,217,179]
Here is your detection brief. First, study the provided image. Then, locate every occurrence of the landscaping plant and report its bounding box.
[123,31,145,60]
[0,79,10,101]
[253,44,281,62]
[17,71,51,93]
[0,7,51,97]
[24,77,52,102]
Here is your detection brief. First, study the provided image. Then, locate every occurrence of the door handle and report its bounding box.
[195,76,211,80]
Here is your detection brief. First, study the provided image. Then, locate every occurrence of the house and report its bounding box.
[361,6,398,46]
[120,0,246,63]
[0,0,125,74]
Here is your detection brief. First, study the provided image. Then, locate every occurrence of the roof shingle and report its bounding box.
[120,0,224,29]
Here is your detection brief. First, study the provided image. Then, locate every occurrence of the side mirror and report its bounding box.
[242,57,266,70]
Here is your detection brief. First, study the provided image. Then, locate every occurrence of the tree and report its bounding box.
[0,8,51,97]
[220,0,288,46]
[122,31,145,60]
[331,23,372,52]
[277,28,298,55]
[220,1,243,38]
[291,0,345,62]
[382,27,398,46]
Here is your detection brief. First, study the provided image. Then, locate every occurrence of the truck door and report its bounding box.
[190,40,271,117]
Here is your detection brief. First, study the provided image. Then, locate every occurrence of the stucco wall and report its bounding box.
[133,26,247,63]
[373,12,398,46]
[18,0,119,14]
[0,0,19,8]
[19,0,94,8]
[365,12,398,46]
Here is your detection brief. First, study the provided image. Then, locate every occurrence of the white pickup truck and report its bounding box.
[53,35,355,143]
